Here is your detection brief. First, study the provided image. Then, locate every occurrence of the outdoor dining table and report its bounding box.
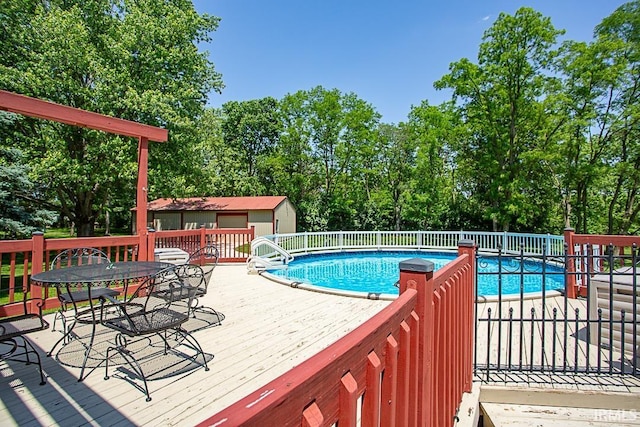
[30,260,173,381]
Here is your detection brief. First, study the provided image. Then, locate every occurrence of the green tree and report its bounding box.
[0,112,56,238]
[221,98,281,195]
[0,0,222,236]
[272,86,380,231]
[594,1,640,234]
[404,102,460,230]
[194,108,235,196]
[553,0,640,235]
[332,92,382,230]
[435,7,565,232]
[266,91,319,230]
[554,40,614,233]
[367,123,416,230]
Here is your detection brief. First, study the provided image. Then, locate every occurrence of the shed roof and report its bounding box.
[147,196,289,212]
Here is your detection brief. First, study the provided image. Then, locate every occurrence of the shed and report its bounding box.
[141,196,296,237]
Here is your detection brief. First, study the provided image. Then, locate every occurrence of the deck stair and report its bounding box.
[589,269,640,357]
[479,387,640,427]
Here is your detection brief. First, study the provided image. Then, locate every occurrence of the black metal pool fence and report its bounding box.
[475,243,639,380]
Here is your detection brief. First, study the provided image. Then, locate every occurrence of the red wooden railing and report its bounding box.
[0,233,141,315]
[564,228,640,298]
[196,241,476,427]
[0,227,254,316]
[151,226,254,262]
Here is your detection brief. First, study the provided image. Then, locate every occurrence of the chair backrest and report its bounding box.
[171,264,206,292]
[116,265,197,335]
[188,244,219,267]
[50,247,110,270]
[148,266,197,305]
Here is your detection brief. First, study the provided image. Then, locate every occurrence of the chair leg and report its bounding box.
[2,337,47,386]
[52,307,73,345]
[51,311,59,332]
[105,335,152,402]
[47,314,77,358]
[190,298,200,318]
[191,305,223,326]
[59,313,70,344]
[176,328,209,372]
[19,336,47,386]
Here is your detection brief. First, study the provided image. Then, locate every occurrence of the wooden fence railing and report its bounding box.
[0,227,254,316]
[151,226,254,262]
[196,241,475,427]
[564,228,640,298]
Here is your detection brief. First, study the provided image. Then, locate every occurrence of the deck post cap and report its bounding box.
[458,239,475,247]
[399,258,434,273]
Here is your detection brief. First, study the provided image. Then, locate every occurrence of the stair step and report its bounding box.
[481,402,640,426]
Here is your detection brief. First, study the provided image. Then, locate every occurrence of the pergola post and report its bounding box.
[137,136,149,260]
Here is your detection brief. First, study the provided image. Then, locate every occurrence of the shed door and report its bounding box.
[217,213,247,229]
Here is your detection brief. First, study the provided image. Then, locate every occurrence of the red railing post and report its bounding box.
[564,227,577,299]
[31,232,44,276]
[457,239,476,393]
[30,232,44,311]
[147,228,156,261]
[200,225,206,250]
[399,258,434,427]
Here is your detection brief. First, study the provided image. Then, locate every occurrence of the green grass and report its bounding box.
[235,243,251,254]
[44,227,130,238]
[1,251,32,304]
[44,228,76,238]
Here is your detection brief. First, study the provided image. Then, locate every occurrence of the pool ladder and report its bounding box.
[247,237,294,273]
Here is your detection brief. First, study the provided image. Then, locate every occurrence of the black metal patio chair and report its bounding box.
[186,244,220,320]
[0,289,50,385]
[102,265,209,401]
[49,247,120,341]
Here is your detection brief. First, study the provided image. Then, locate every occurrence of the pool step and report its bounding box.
[246,255,288,273]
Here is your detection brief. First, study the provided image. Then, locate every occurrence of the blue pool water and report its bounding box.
[267,251,565,296]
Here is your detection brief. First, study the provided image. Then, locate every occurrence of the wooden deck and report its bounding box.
[0,265,390,426]
[2,266,640,426]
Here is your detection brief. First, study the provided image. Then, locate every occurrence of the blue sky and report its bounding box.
[193,0,626,124]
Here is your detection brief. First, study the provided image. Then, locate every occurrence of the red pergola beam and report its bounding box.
[0,90,169,260]
[0,90,168,142]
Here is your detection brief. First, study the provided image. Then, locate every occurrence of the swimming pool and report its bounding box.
[265,251,565,297]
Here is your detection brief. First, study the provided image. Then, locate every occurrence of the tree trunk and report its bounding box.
[75,190,96,237]
[105,210,110,235]
[77,220,95,237]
